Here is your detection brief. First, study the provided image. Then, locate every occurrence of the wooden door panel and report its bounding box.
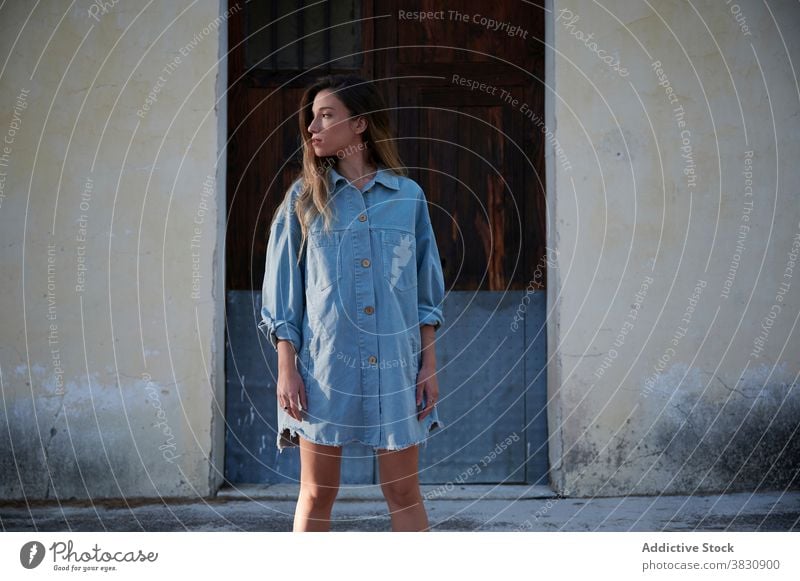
[398,84,529,290]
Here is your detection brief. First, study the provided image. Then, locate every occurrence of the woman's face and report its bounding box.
[307,89,366,158]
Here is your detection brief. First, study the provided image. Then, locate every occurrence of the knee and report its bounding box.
[381,479,423,510]
[300,483,339,509]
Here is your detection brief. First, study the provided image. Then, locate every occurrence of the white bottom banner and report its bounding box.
[2,532,797,579]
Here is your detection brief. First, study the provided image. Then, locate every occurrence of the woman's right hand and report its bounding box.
[276,340,307,421]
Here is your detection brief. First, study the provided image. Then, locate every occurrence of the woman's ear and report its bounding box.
[352,114,368,135]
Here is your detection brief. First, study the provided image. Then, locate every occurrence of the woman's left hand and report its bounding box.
[416,362,439,421]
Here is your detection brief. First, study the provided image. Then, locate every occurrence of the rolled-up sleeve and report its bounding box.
[415,188,446,330]
[258,189,305,353]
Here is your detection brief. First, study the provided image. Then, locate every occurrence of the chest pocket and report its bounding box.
[382,229,417,291]
[308,230,342,292]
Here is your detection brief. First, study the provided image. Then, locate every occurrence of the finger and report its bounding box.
[283,395,296,421]
[281,400,297,421]
[299,385,308,413]
[421,388,438,420]
[416,377,424,406]
[290,395,302,421]
[418,396,429,420]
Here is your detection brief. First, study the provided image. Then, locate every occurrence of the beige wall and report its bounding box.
[548,0,800,496]
[0,1,227,499]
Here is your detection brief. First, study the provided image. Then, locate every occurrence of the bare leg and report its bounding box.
[377,444,430,531]
[293,436,342,531]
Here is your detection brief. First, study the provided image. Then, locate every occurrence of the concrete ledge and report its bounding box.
[216,483,559,501]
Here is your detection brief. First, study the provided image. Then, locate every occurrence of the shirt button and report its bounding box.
[364,305,374,315]
[368,355,377,365]
[361,258,370,267]
[358,214,367,222]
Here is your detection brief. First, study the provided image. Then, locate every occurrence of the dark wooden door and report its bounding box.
[224,0,549,487]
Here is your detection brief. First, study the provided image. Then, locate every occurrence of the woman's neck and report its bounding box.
[336,156,377,190]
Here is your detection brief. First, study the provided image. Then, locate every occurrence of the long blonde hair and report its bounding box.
[279,74,407,263]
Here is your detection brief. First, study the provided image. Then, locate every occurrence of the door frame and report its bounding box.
[216,0,559,491]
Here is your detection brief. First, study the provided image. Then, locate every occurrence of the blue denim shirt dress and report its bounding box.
[259,165,446,452]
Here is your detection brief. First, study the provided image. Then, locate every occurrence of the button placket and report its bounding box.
[346,189,381,443]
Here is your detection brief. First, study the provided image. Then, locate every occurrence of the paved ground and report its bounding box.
[2,485,798,532]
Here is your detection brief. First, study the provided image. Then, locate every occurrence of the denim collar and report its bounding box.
[327,164,400,193]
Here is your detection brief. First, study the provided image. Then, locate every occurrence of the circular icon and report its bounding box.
[20,541,46,569]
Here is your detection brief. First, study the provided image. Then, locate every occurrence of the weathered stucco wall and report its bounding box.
[0,1,227,500]
[548,0,799,496]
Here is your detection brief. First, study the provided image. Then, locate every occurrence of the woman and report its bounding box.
[259,74,446,532]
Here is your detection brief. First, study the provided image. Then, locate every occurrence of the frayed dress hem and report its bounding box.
[277,419,444,453]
